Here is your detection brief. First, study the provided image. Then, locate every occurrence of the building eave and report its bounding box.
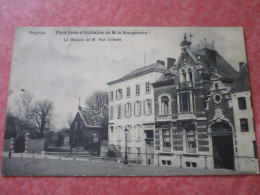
[107,69,165,85]
[152,79,174,87]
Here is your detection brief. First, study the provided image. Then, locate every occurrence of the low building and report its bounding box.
[71,106,108,156]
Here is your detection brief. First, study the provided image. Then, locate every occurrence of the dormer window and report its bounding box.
[180,68,193,82]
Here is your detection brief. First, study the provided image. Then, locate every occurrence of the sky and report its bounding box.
[7,27,247,130]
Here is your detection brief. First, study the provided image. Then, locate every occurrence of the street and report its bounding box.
[1,156,252,176]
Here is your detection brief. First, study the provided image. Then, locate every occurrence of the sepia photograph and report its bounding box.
[2,27,259,176]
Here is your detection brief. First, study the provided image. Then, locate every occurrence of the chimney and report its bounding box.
[157,60,165,66]
[167,58,176,69]
[78,106,82,111]
[239,62,245,71]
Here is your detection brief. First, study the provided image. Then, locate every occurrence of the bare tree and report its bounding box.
[65,113,75,153]
[32,99,54,137]
[15,91,34,124]
[85,91,108,129]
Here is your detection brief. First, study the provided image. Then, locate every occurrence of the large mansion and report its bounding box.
[107,34,258,172]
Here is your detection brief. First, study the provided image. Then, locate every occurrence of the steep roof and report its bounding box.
[77,109,102,128]
[231,64,250,92]
[192,48,238,80]
[153,47,238,85]
[107,62,167,85]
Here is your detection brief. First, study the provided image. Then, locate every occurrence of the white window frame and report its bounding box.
[144,99,152,115]
[136,84,140,96]
[125,102,132,118]
[145,82,150,94]
[186,130,196,153]
[117,104,122,119]
[109,91,113,101]
[109,106,113,120]
[178,91,194,113]
[116,89,123,100]
[162,129,171,152]
[134,101,142,117]
[126,86,131,98]
[158,94,172,115]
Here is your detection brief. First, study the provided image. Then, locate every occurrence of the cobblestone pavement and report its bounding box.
[2,156,254,176]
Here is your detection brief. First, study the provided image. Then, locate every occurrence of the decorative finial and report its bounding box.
[189,33,193,43]
[184,33,187,40]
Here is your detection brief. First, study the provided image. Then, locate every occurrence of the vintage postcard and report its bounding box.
[2,27,259,176]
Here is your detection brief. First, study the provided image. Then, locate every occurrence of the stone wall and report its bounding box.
[27,139,45,153]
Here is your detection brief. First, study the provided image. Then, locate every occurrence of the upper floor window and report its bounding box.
[117,105,122,119]
[186,129,196,153]
[162,129,171,152]
[136,84,140,96]
[134,101,142,117]
[145,82,150,93]
[110,126,114,133]
[161,96,169,115]
[125,103,132,118]
[180,67,193,83]
[179,92,192,113]
[109,91,113,101]
[116,89,122,100]
[238,97,246,110]
[144,99,152,115]
[240,118,249,132]
[126,87,130,98]
[253,141,258,158]
[109,106,113,120]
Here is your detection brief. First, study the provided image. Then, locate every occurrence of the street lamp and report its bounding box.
[124,127,129,164]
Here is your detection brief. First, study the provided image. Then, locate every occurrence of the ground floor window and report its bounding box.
[240,118,249,132]
[163,129,171,152]
[186,129,196,153]
[172,129,183,151]
[253,141,258,158]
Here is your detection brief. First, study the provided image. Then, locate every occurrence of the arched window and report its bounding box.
[161,96,169,115]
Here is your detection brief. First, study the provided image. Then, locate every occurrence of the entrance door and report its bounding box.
[145,140,154,165]
[212,122,234,170]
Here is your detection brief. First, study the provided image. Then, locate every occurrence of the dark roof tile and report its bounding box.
[231,64,250,92]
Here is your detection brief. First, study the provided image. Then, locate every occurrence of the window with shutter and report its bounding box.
[143,100,145,115]
[124,104,126,117]
[134,102,136,116]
